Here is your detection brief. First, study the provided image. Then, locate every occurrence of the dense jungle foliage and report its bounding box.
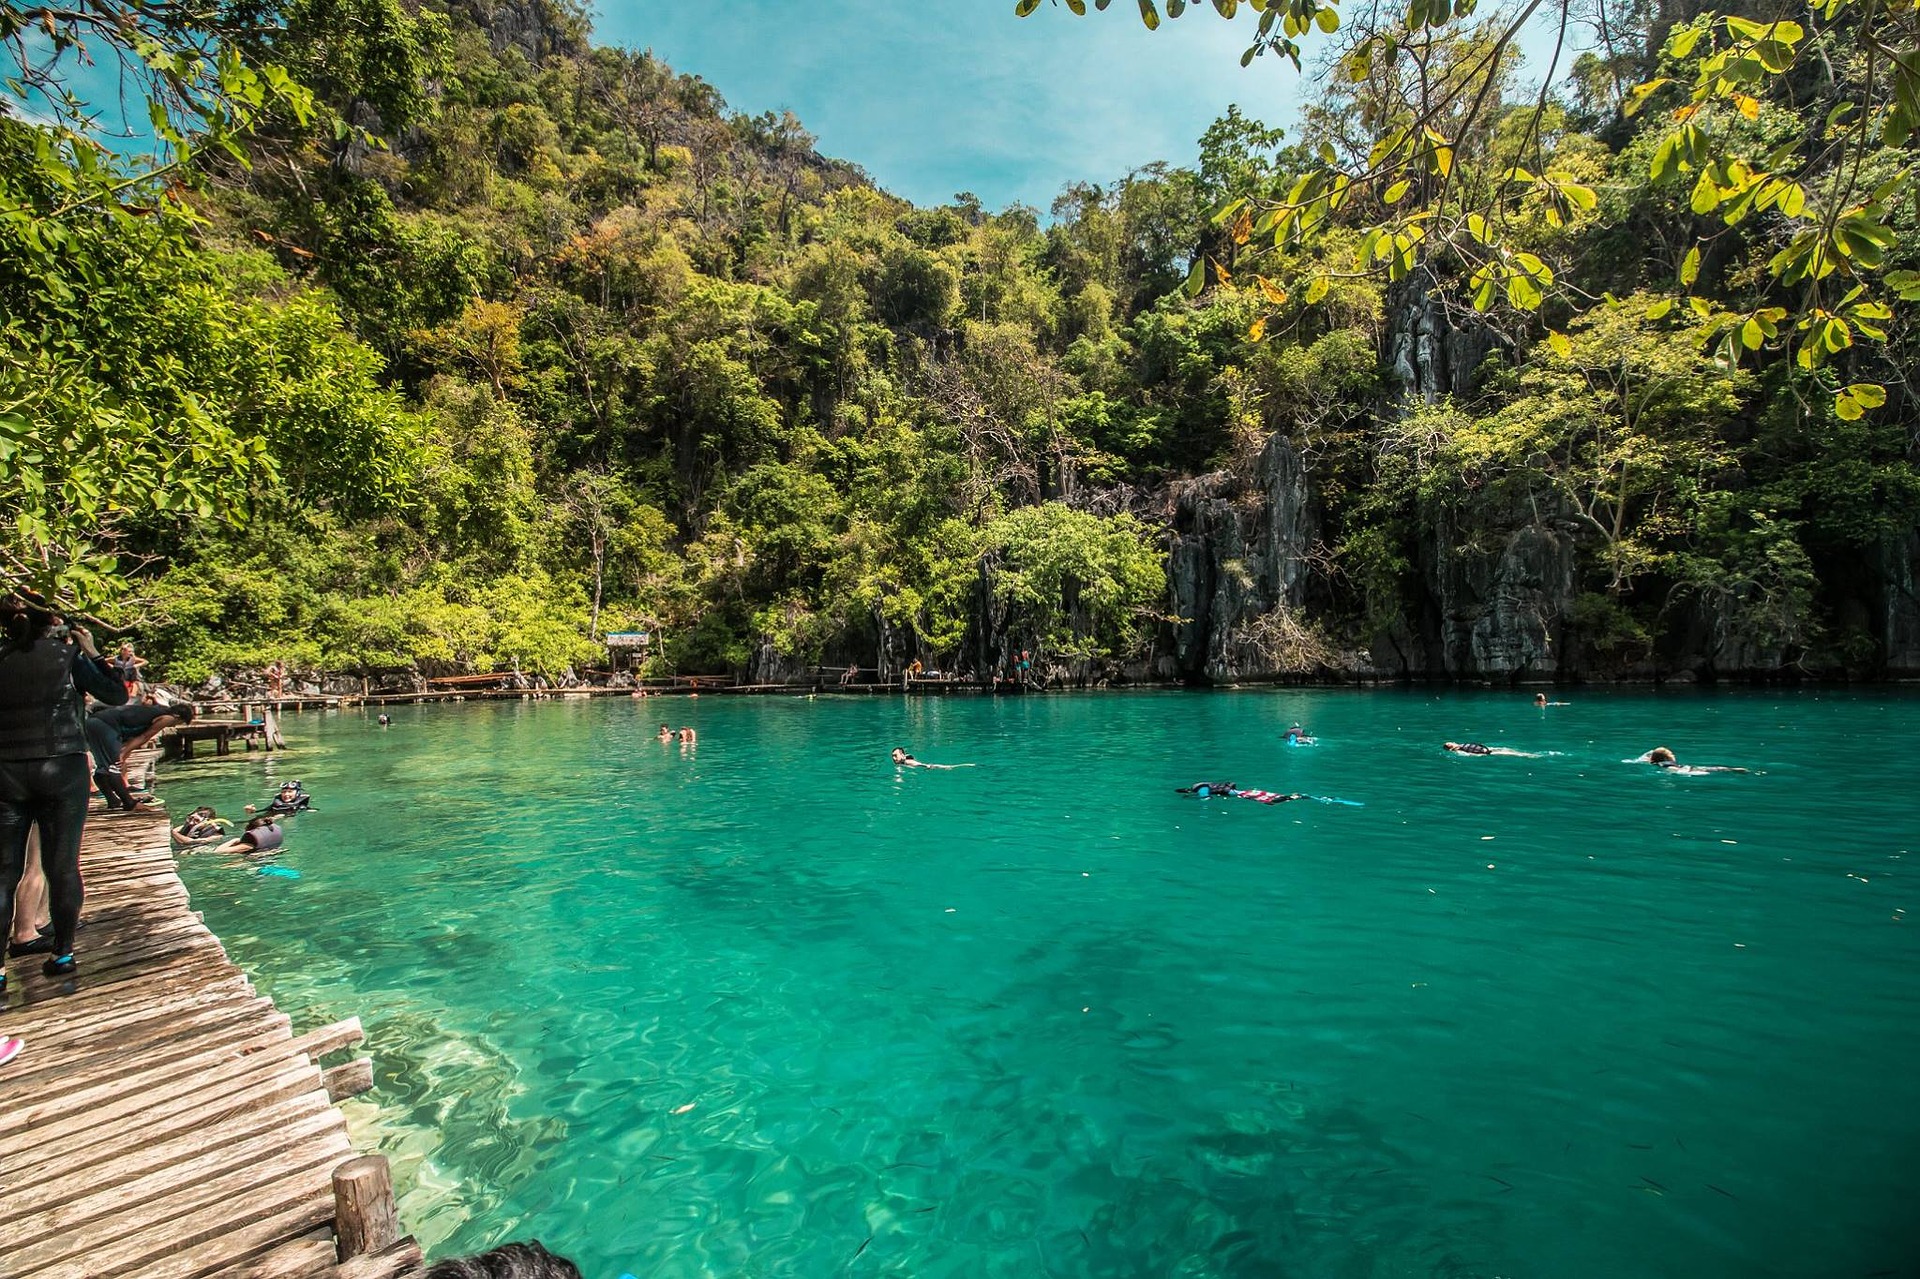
[4,0,1917,683]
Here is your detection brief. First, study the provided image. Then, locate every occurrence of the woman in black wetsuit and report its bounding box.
[0,598,128,987]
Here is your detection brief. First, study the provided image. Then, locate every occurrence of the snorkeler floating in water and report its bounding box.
[1177,781,1306,804]
[1176,782,1364,807]
[1443,742,1541,758]
[1639,746,1750,775]
[171,806,231,847]
[892,747,973,770]
[1282,723,1317,745]
[248,781,315,816]
[212,815,284,857]
[1533,693,1570,708]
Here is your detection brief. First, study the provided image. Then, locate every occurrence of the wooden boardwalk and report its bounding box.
[0,791,422,1279]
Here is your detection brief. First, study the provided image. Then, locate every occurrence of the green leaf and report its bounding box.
[1138,0,1161,27]
[1845,382,1888,408]
[1383,178,1410,204]
[1884,270,1920,301]
[1545,330,1572,358]
[1182,255,1206,297]
[1646,298,1674,320]
[1016,0,1044,12]
[1834,391,1866,420]
[1305,275,1330,304]
[1679,245,1701,286]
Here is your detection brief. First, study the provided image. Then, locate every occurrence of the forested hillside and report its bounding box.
[6,0,1918,685]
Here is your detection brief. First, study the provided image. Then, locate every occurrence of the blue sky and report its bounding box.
[592,0,1316,211]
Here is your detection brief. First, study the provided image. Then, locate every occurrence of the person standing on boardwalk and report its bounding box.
[264,658,286,697]
[110,640,147,697]
[0,596,128,989]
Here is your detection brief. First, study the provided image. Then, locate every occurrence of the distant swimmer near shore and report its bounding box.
[892,747,973,770]
[1533,693,1570,707]
[1282,723,1317,746]
[1443,742,1540,757]
[1638,746,1749,775]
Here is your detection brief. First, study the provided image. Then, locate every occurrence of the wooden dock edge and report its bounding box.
[0,763,427,1279]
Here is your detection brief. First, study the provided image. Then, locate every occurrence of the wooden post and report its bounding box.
[332,1155,399,1260]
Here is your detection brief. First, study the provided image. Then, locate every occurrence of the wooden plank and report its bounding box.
[212,1237,339,1279]
[8,1142,349,1276]
[0,969,252,1034]
[39,1183,338,1279]
[7,991,272,1057]
[10,1066,330,1186]
[4,1010,292,1112]
[324,1057,375,1101]
[2,1056,326,1175]
[1,1030,316,1140]
[1,1002,285,1090]
[334,1238,426,1279]
[290,1016,365,1062]
[0,1090,342,1222]
[4,1106,351,1252]
[8,944,236,1011]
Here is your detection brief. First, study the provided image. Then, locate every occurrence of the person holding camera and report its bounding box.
[0,596,128,989]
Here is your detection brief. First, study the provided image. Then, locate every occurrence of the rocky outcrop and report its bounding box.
[1412,511,1578,677]
[1877,530,1920,675]
[1384,274,1502,404]
[1158,435,1323,681]
[455,0,585,62]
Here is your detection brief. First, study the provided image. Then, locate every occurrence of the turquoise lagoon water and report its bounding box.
[166,691,1920,1278]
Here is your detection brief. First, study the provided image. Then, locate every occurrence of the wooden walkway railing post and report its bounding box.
[332,1155,400,1259]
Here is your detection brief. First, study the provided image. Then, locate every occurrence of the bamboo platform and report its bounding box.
[0,790,422,1279]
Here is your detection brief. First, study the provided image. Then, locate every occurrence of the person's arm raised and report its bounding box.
[69,625,130,706]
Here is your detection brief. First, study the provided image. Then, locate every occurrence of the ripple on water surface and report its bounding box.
[173,690,1920,1278]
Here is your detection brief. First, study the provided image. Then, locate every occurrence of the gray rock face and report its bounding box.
[1384,275,1501,404]
[1419,508,1577,677]
[1160,435,1319,681]
[1879,530,1920,675]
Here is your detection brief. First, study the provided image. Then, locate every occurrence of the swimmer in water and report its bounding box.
[1642,746,1749,774]
[1177,782,1306,804]
[892,747,971,770]
[1533,693,1571,707]
[212,815,284,857]
[1443,742,1540,757]
[171,806,231,846]
[678,726,696,744]
[248,781,315,816]
[377,713,391,727]
[657,724,674,742]
[1282,723,1316,744]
